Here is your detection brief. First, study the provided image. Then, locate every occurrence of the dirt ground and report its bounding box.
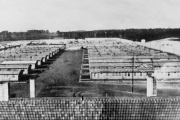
[35,50,146,97]
[10,50,180,98]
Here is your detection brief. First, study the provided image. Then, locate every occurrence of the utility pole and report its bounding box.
[132,53,134,93]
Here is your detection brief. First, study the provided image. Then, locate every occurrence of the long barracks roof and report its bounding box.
[0,64,31,69]
[88,56,177,59]
[0,69,22,75]
[89,62,160,67]
[90,68,142,73]
[3,58,42,61]
[1,61,37,64]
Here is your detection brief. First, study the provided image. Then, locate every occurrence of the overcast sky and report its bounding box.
[0,0,180,32]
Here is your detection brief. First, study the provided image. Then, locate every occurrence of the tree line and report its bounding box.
[57,28,180,42]
[0,30,57,41]
[121,28,180,42]
[0,28,180,41]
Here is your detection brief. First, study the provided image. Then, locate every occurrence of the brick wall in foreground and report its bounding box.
[0,97,180,120]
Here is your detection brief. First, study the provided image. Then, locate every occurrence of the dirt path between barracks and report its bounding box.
[35,50,146,97]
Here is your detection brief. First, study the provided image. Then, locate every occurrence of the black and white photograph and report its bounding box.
[0,0,180,119]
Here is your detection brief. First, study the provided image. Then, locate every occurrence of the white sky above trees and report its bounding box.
[0,0,180,32]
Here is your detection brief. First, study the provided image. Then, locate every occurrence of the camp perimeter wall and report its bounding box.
[1,97,180,120]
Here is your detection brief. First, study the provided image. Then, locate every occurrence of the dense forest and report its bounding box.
[120,28,180,42]
[57,28,180,42]
[0,28,180,42]
[0,30,57,41]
